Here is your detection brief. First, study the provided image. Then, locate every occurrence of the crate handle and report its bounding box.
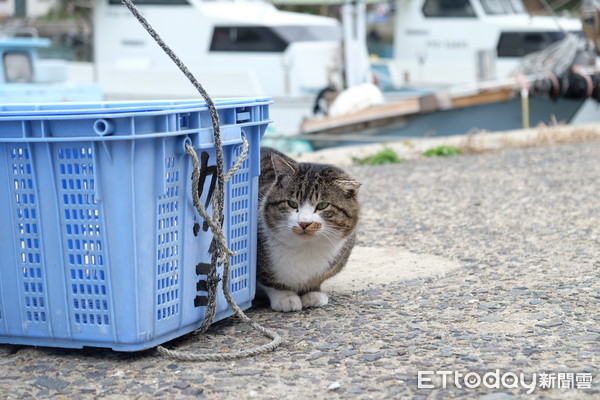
[93,119,115,136]
[179,136,193,155]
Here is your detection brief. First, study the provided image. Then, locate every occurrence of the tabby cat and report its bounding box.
[257,147,360,312]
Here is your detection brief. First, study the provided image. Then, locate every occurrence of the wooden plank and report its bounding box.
[451,88,514,108]
[301,97,422,133]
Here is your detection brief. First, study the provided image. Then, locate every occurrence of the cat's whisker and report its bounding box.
[318,228,343,246]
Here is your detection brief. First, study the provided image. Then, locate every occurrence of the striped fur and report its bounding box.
[257,147,360,311]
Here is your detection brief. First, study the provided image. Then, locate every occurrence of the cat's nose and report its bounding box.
[298,221,312,230]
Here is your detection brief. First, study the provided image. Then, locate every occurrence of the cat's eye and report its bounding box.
[287,200,298,209]
[316,202,329,210]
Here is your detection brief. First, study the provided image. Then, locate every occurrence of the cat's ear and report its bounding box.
[335,179,361,194]
[271,153,298,177]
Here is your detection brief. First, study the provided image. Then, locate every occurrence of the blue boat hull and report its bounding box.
[377,97,586,139]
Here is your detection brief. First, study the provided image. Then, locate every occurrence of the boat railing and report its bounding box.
[0,27,40,39]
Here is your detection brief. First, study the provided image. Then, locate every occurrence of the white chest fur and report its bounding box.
[265,234,347,292]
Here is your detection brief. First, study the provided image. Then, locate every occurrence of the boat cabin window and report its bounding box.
[481,0,526,15]
[210,27,288,52]
[422,0,476,18]
[496,31,566,57]
[210,26,340,53]
[272,26,341,43]
[108,0,189,5]
[3,52,33,83]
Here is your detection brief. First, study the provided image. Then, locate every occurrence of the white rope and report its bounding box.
[120,0,282,361]
[516,33,584,80]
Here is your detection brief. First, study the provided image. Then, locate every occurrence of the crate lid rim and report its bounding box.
[0,97,273,119]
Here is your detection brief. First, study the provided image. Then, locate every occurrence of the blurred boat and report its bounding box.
[0,31,102,103]
[298,80,598,149]
[67,0,345,137]
[295,0,599,149]
[65,0,598,151]
[373,0,585,86]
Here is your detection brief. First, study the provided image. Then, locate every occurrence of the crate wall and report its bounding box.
[0,98,269,351]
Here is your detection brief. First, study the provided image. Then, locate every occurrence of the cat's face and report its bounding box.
[261,154,360,245]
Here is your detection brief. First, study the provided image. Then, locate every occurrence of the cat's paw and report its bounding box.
[271,292,303,312]
[301,291,329,308]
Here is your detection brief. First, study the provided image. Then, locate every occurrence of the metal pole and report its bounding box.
[342,0,355,89]
[521,88,530,129]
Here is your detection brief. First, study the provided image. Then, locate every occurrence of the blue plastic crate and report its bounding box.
[0,97,270,351]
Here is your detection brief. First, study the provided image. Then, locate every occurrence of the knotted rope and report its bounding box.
[121,0,281,361]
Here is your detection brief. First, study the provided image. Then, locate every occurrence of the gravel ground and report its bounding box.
[0,141,598,399]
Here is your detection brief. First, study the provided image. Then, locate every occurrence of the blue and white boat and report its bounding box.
[64,0,598,149]
[298,0,600,147]
[0,35,102,103]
